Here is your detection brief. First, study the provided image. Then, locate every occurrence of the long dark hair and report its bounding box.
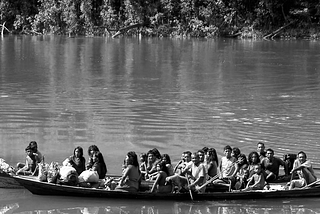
[158,160,169,175]
[127,151,139,167]
[161,154,171,164]
[92,151,107,178]
[74,146,84,157]
[208,148,219,165]
[248,151,260,165]
[87,145,100,157]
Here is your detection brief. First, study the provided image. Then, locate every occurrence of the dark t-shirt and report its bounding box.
[261,157,284,177]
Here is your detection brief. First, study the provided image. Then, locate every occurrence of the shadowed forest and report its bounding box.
[1,0,320,39]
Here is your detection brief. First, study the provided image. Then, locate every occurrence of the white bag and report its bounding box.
[59,166,77,180]
[78,170,99,183]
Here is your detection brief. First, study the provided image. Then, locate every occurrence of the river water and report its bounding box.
[0,36,320,213]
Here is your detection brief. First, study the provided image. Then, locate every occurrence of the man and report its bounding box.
[261,148,288,182]
[213,145,237,186]
[167,152,206,193]
[289,151,317,189]
[257,142,266,159]
[181,152,206,192]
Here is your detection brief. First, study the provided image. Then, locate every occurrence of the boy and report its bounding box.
[213,145,237,186]
[16,145,37,175]
[244,164,266,190]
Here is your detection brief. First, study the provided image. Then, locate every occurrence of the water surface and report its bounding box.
[1,36,320,212]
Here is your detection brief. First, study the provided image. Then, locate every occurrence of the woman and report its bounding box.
[151,161,172,193]
[247,151,261,177]
[161,154,174,176]
[63,146,86,175]
[115,151,140,192]
[289,151,317,190]
[88,151,107,179]
[86,145,100,170]
[205,148,219,178]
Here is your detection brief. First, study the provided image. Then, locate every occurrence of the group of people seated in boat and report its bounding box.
[14,141,317,193]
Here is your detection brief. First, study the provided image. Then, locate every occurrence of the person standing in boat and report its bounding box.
[257,142,266,159]
[16,145,37,175]
[115,151,140,192]
[261,148,288,182]
[63,146,86,175]
[289,151,317,190]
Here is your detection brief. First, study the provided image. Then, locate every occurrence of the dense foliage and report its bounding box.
[1,0,319,38]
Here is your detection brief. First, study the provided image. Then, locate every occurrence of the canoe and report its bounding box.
[13,175,320,201]
[0,171,22,189]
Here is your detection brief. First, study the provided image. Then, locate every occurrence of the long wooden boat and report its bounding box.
[13,175,320,201]
[0,171,22,188]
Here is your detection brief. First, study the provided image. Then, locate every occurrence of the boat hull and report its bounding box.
[0,171,22,189]
[13,175,320,201]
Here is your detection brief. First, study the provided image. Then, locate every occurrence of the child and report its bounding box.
[151,161,172,193]
[244,164,266,191]
[161,154,174,176]
[213,145,236,185]
[16,145,37,175]
[139,153,147,180]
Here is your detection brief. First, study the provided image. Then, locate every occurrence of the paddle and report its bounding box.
[196,174,219,191]
[302,179,320,189]
[185,174,194,200]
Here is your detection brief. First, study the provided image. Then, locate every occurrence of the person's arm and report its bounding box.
[119,166,130,186]
[150,172,161,193]
[181,164,191,176]
[16,158,30,175]
[280,158,289,175]
[174,160,183,172]
[245,176,254,188]
[228,163,240,179]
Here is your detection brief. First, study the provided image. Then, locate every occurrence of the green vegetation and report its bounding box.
[1,0,319,39]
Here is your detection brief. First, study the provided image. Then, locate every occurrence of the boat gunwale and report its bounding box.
[12,175,320,201]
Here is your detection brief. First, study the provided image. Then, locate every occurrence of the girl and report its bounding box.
[205,148,219,178]
[115,151,140,192]
[151,161,172,193]
[161,154,174,176]
[139,153,147,179]
[86,145,100,170]
[247,151,261,177]
[63,146,86,175]
[88,151,107,179]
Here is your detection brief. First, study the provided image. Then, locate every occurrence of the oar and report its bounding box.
[185,174,194,200]
[197,175,219,191]
[302,179,320,189]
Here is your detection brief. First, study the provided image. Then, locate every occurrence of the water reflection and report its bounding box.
[2,199,320,214]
